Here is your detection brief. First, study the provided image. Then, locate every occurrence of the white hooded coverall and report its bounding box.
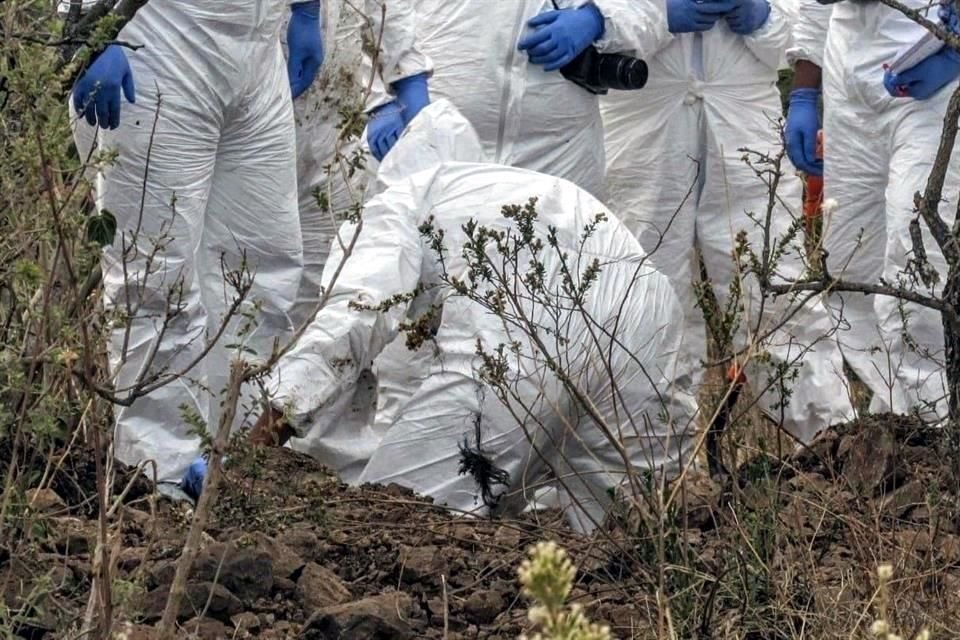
[362,0,686,464]
[73,1,304,482]
[280,0,433,481]
[411,0,667,198]
[790,0,957,418]
[265,100,701,532]
[599,0,854,441]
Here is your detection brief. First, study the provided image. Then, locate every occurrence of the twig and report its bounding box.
[918,84,960,262]
[766,278,952,319]
[442,574,449,640]
[156,360,247,638]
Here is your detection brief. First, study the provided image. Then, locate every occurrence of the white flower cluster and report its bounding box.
[870,564,931,640]
[517,541,613,640]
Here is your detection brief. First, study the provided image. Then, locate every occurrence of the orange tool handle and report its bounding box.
[725,362,747,385]
[803,130,824,222]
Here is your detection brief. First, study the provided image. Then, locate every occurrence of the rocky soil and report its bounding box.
[3,413,960,638]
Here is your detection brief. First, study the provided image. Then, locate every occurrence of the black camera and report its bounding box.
[559,46,649,95]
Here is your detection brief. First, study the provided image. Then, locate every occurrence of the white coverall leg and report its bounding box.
[601,0,853,442]
[280,0,376,482]
[815,0,960,418]
[82,1,302,482]
[695,98,851,440]
[284,0,431,330]
[284,0,366,330]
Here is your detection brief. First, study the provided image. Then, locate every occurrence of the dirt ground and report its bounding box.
[4,413,960,639]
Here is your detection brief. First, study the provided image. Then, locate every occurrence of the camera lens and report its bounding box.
[596,55,648,91]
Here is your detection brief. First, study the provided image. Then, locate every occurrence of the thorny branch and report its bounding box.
[920,84,960,263]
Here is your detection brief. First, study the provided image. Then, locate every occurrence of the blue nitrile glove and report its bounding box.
[181,455,208,501]
[366,101,405,161]
[287,1,324,99]
[883,46,960,100]
[785,88,822,176]
[667,0,738,34]
[725,0,771,34]
[517,3,606,71]
[941,0,960,36]
[392,73,431,126]
[72,45,136,130]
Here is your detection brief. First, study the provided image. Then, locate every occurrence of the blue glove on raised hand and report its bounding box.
[883,46,960,100]
[366,101,405,161]
[517,3,606,71]
[181,455,208,501]
[72,44,136,130]
[393,73,430,126]
[667,0,738,34]
[287,0,324,99]
[785,88,822,176]
[725,0,771,34]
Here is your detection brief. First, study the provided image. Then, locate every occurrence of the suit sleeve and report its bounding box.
[362,0,434,111]
[587,0,675,58]
[741,0,794,71]
[785,0,831,67]
[266,181,425,437]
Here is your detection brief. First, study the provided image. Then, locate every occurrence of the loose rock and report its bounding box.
[245,532,305,579]
[140,582,243,622]
[26,488,66,514]
[297,562,351,615]
[183,616,228,639]
[463,589,506,625]
[399,545,448,583]
[302,592,415,639]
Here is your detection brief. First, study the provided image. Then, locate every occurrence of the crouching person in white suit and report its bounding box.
[250,100,701,533]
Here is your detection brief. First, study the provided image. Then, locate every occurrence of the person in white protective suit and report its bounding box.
[402,0,662,198]
[784,0,960,419]
[68,0,323,488]
[250,100,701,532]
[362,0,662,474]
[278,0,434,483]
[598,0,855,442]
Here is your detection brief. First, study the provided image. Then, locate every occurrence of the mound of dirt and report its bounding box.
[1,439,572,639]
[3,413,960,639]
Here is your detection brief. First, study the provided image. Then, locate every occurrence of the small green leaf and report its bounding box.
[86,209,117,247]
